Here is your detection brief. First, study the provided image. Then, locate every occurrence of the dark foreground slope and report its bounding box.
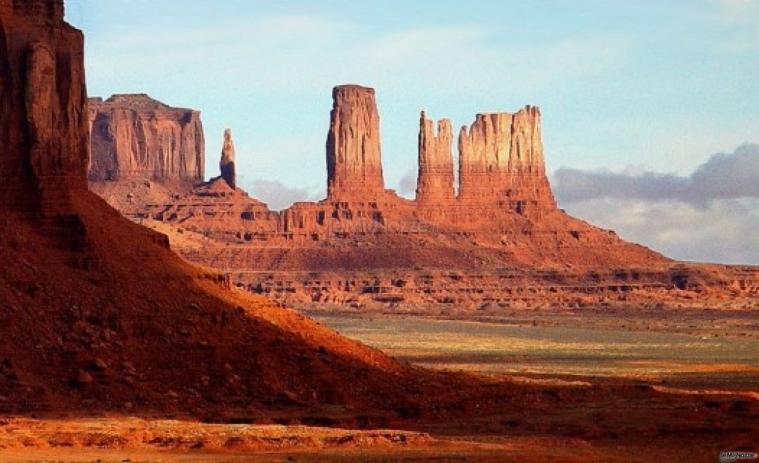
[0,0,452,420]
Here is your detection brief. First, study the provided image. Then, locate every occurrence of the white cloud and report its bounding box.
[554,144,759,264]
[554,143,759,205]
[564,197,759,265]
[397,169,417,198]
[240,179,321,211]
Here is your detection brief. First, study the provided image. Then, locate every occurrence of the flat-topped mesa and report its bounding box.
[219,128,236,189]
[0,0,88,214]
[458,106,556,212]
[326,84,385,201]
[416,112,455,204]
[87,94,205,184]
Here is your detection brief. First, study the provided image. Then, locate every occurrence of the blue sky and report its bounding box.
[65,0,759,263]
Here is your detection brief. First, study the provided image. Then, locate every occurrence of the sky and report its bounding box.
[65,0,759,264]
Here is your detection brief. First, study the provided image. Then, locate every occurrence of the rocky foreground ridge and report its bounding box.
[88,85,759,312]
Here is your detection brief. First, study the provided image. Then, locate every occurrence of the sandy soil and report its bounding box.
[0,417,721,462]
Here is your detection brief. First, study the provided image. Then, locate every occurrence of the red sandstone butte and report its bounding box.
[87,88,759,313]
[458,107,556,212]
[0,0,87,215]
[88,94,204,184]
[326,84,385,200]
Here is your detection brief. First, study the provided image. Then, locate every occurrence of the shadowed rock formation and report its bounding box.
[416,112,455,204]
[326,85,385,200]
[0,0,88,215]
[88,94,204,184]
[0,0,454,420]
[219,128,236,189]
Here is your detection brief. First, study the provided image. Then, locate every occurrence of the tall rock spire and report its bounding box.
[457,106,555,213]
[219,128,236,189]
[326,84,385,200]
[416,111,454,204]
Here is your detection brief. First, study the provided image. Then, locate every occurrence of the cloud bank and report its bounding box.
[240,179,322,211]
[553,144,759,264]
[554,143,759,205]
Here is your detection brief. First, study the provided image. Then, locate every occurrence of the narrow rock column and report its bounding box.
[326,84,385,200]
[416,111,454,204]
[219,128,236,189]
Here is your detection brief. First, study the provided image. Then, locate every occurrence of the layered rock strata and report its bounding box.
[326,85,385,200]
[416,112,455,204]
[90,84,759,313]
[88,94,204,184]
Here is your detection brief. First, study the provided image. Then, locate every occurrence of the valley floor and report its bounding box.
[310,310,759,391]
[2,310,757,463]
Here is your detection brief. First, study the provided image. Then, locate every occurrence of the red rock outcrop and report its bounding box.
[88,94,204,184]
[416,112,455,204]
[458,107,556,214]
[90,83,758,313]
[0,0,88,215]
[219,128,236,189]
[326,85,385,200]
[0,0,462,420]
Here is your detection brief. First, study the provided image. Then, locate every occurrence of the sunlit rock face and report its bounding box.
[416,112,455,204]
[87,94,205,184]
[85,82,759,312]
[458,107,556,213]
[326,84,385,201]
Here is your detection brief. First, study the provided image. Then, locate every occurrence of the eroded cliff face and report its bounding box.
[458,107,556,213]
[416,112,455,204]
[326,85,385,200]
[0,0,88,215]
[88,94,204,184]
